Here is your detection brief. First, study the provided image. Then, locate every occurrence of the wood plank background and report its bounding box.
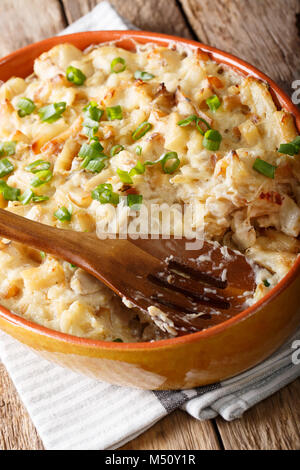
[0,0,300,450]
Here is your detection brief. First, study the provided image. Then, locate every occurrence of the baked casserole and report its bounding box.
[0,41,299,342]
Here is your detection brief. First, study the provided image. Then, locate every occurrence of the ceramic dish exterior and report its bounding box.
[0,31,299,390]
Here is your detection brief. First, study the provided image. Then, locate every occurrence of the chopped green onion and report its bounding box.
[135,145,142,156]
[117,168,133,184]
[40,251,46,259]
[25,159,51,173]
[18,187,49,205]
[110,57,126,73]
[106,105,123,121]
[263,279,270,287]
[70,264,77,269]
[0,158,14,178]
[132,121,152,141]
[195,118,211,135]
[83,125,98,138]
[31,170,53,187]
[85,157,106,173]
[177,115,211,135]
[18,189,34,205]
[130,160,146,177]
[82,102,104,137]
[292,136,300,150]
[206,95,221,112]
[0,181,20,201]
[202,129,222,151]
[78,140,104,160]
[110,144,124,157]
[160,152,180,174]
[0,141,16,157]
[84,102,103,122]
[127,194,143,209]
[177,115,198,127]
[117,160,147,184]
[32,195,49,203]
[39,102,66,123]
[278,136,300,156]
[17,98,36,117]
[66,66,86,86]
[253,157,276,179]
[79,139,108,171]
[134,70,155,81]
[54,206,72,222]
[113,338,123,343]
[278,143,298,156]
[91,183,119,205]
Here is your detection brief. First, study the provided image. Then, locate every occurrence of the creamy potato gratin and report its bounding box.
[0,41,299,342]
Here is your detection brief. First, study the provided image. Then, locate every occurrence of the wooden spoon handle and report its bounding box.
[0,207,87,263]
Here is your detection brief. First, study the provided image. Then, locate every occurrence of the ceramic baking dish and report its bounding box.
[0,30,299,390]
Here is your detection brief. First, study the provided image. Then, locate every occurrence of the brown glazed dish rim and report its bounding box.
[0,30,299,351]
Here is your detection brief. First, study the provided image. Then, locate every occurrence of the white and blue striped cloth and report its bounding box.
[0,1,299,450]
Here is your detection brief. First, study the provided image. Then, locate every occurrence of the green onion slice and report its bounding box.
[110,144,124,157]
[25,160,51,173]
[134,70,155,81]
[17,98,36,117]
[278,136,300,156]
[202,129,222,151]
[160,152,180,174]
[127,194,143,209]
[117,168,133,184]
[111,57,126,74]
[39,102,66,123]
[253,157,276,179]
[54,206,72,222]
[31,170,53,187]
[18,189,34,205]
[0,141,16,157]
[84,102,103,122]
[106,105,123,121]
[32,195,49,203]
[84,157,106,173]
[177,115,211,135]
[135,145,142,156]
[177,115,198,127]
[113,338,123,343]
[0,181,20,201]
[263,279,270,287]
[132,121,152,141]
[91,183,120,205]
[78,140,104,160]
[66,66,86,86]
[206,95,221,112]
[130,160,146,176]
[196,118,212,135]
[0,158,14,178]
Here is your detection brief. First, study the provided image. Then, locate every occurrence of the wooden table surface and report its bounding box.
[0,0,300,451]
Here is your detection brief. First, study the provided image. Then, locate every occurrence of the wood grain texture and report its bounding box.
[121,410,221,450]
[216,378,300,450]
[0,363,44,450]
[180,0,300,93]
[61,0,194,38]
[0,0,66,58]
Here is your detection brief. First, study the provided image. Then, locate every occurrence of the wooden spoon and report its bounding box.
[0,208,256,336]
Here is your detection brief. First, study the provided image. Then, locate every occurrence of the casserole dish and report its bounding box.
[0,30,299,390]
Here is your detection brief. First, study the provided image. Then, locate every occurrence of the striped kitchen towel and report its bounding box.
[0,0,300,450]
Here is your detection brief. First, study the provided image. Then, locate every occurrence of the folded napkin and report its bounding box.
[1,1,300,450]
